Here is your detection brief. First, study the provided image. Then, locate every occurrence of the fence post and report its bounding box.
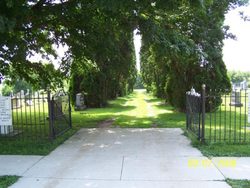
[47,89,55,139]
[201,84,206,142]
[186,93,189,130]
[68,94,72,128]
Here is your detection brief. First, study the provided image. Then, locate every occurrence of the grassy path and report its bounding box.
[119,89,150,118]
[72,89,186,128]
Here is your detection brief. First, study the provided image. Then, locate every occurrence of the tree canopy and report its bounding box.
[0,0,248,108]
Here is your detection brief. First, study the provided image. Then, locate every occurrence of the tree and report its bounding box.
[0,0,248,110]
[134,73,144,89]
[1,79,32,96]
[228,71,250,83]
[140,0,246,111]
[1,84,12,96]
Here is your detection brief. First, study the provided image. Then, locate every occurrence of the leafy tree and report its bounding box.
[0,0,248,110]
[1,79,32,96]
[1,84,12,96]
[140,0,246,111]
[0,0,64,86]
[228,71,250,83]
[134,73,144,89]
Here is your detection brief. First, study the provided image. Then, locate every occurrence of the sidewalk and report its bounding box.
[0,128,249,188]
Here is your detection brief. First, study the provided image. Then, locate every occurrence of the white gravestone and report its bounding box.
[75,93,86,110]
[20,90,25,98]
[230,90,243,107]
[11,96,21,109]
[240,80,248,90]
[0,96,13,134]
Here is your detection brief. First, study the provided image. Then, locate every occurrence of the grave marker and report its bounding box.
[75,93,86,110]
[230,91,243,107]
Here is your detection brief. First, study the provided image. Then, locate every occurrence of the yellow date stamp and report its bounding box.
[188,158,236,168]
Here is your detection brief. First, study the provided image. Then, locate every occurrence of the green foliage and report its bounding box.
[70,62,107,107]
[140,0,241,111]
[1,78,33,96]
[68,11,137,107]
[226,179,250,188]
[0,0,247,105]
[0,176,19,188]
[134,73,145,89]
[2,79,33,96]
[228,70,250,84]
[1,83,12,96]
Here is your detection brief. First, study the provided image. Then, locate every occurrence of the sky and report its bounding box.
[223,4,250,71]
[133,29,142,72]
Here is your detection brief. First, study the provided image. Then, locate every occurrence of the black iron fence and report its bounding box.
[186,85,250,143]
[0,90,71,143]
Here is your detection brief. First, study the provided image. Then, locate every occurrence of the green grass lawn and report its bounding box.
[0,128,77,155]
[72,90,185,128]
[226,179,250,188]
[204,92,250,143]
[0,176,19,188]
[185,130,250,156]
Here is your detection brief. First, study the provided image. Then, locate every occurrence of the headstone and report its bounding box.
[75,93,86,110]
[240,80,248,90]
[20,90,25,98]
[26,100,33,106]
[11,97,21,109]
[25,89,32,106]
[230,91,243,107]
[34,92,38,98]
[232,80,248,91]
[52,96,64,119]
[52,90,65,119]
[186,87,201,97]
[0,96,13,134]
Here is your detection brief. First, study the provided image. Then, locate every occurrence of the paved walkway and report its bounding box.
[1,128,250,188]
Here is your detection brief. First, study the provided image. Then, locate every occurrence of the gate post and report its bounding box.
[68,94,72,128]
[186,93,189,129]
[47,89,55,139]
[201,84,206,142]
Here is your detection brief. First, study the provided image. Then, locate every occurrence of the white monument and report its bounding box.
[232,80,248,91]
[230,91,243,107]
[75,93,86,110]
[240,80,248,90]
[0,96,13,134]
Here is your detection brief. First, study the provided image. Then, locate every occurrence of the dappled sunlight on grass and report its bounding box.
[72,89,186,128]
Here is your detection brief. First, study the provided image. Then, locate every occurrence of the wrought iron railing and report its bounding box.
[186,85,249,143]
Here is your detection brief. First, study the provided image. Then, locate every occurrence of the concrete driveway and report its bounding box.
[3,128,231,187]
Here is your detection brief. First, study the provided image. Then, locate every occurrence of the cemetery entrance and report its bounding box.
[0,90,72,142]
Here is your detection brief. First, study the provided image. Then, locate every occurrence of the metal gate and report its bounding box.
[186,85,205,141]
[48,90,72,138]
